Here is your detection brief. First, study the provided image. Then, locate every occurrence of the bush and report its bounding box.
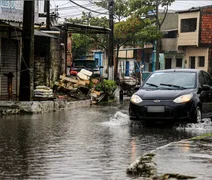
[95,79,117,100]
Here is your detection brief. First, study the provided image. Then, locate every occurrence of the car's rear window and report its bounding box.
[72,60,97,68]
[143,72,196,89]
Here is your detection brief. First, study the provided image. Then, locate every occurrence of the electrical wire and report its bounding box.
[68,0,108,15]
[52,0,212,19]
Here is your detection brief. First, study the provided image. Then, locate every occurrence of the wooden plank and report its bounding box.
[60,75,78,83]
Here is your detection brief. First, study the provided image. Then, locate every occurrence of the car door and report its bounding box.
[202,71,212,116]
[198,71,210,116]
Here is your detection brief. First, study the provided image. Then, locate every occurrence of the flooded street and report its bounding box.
[0,100,212,180]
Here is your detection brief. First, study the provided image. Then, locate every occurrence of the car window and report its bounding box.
[143,72,196,89]
[202,71,212,86]
[199,72,205,86]
[73,61,98,68]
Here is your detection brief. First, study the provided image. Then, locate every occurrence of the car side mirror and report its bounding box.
[99,66,104,69]
[202,84,211,91]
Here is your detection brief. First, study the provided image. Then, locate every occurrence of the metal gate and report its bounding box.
[0,38,18,100]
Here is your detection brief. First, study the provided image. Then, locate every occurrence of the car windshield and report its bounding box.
[73,60,98,68]
[143,72,196,89]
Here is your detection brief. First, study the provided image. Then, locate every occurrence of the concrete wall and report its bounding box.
[162,39,178,51]
[160,12,178,31]
[50,38,62,86]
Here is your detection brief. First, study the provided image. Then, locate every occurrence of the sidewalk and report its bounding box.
[127,134,212,180]
[0,99,91,115]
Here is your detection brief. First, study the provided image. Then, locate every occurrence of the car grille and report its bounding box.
[144,111,173,118]
[130,103,175,119]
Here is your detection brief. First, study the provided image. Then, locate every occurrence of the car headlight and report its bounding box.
[130,94,143,104]
[173,94,193,103]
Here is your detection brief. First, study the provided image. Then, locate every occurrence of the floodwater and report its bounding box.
[0,100,212,180]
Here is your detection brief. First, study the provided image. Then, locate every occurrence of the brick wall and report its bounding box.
[34,37,62,88]
[34,56,46,87]
[200,7,212,44]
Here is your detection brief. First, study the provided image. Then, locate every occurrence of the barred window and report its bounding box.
[181,18,197,33]
[198,56,205,67]
[176,58,182,67]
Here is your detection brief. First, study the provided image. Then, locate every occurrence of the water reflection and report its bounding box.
[0,101,211,179]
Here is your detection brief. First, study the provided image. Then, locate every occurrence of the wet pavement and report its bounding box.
[152,136,212,179]
[0,99,212,179]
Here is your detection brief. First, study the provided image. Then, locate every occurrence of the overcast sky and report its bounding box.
[50,0,212,21]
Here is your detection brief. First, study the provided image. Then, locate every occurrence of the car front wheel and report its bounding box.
[193,106,202,123]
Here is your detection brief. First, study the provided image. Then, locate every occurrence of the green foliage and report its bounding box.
[104,79,117,92]
[95,79,117,99]
[191,133,212,141]
[68,0,175,59]
[67,14,109,56]
[71,34,92,59]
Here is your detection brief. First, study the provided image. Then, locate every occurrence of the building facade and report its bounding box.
[177,5,212,75]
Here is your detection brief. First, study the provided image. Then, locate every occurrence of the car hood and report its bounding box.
[135,88,196,100]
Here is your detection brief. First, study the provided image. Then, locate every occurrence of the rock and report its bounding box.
[126,153,157,177]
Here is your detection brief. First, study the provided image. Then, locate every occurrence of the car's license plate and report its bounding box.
[147,106,165,113]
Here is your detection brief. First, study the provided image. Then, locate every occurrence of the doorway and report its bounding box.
[189,56,195,69]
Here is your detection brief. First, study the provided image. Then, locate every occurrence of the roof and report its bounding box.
[55,22,110,34]
[34,29,59,38]
[176,5,212,14]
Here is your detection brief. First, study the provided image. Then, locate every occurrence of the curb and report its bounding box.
[0,99,91,115]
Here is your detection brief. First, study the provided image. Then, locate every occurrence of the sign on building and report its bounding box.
[0,0,38,22]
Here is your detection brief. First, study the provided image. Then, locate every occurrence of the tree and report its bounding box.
[128,0,175,70]
[71,33,92,59]
[67,13,109,59]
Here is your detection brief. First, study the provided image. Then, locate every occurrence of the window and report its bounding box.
[176,58,182,67]
[143,72,196,89]
[189,56,196,69]
[202,71,212,86]
[198,56,205,67]
[165,58,172,69]
[199,72,205,86]
[181,18,197,33]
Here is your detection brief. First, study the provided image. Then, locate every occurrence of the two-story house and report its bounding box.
[177,5,212,75]
[160,11,185,69]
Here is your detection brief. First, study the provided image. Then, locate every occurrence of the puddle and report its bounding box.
[102,111,131,126]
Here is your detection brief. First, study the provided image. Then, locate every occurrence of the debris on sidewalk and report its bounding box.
[34,85,54,99]
[53,69,117,103]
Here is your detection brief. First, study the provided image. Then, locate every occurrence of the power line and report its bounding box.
[68,0,108,15]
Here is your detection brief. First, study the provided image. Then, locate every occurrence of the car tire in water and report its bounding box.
[193,106,202,123]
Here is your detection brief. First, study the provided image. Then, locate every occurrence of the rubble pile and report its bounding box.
[54,69,110,103]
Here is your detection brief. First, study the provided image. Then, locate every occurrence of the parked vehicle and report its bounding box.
[70,59,102,77]
[129,69,212,125]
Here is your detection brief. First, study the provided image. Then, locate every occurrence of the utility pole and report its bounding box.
[44,0,51,86]
[45,0,50,30]
[155,0,160,70]
[108,0,114,80]
[20,0,34,101]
